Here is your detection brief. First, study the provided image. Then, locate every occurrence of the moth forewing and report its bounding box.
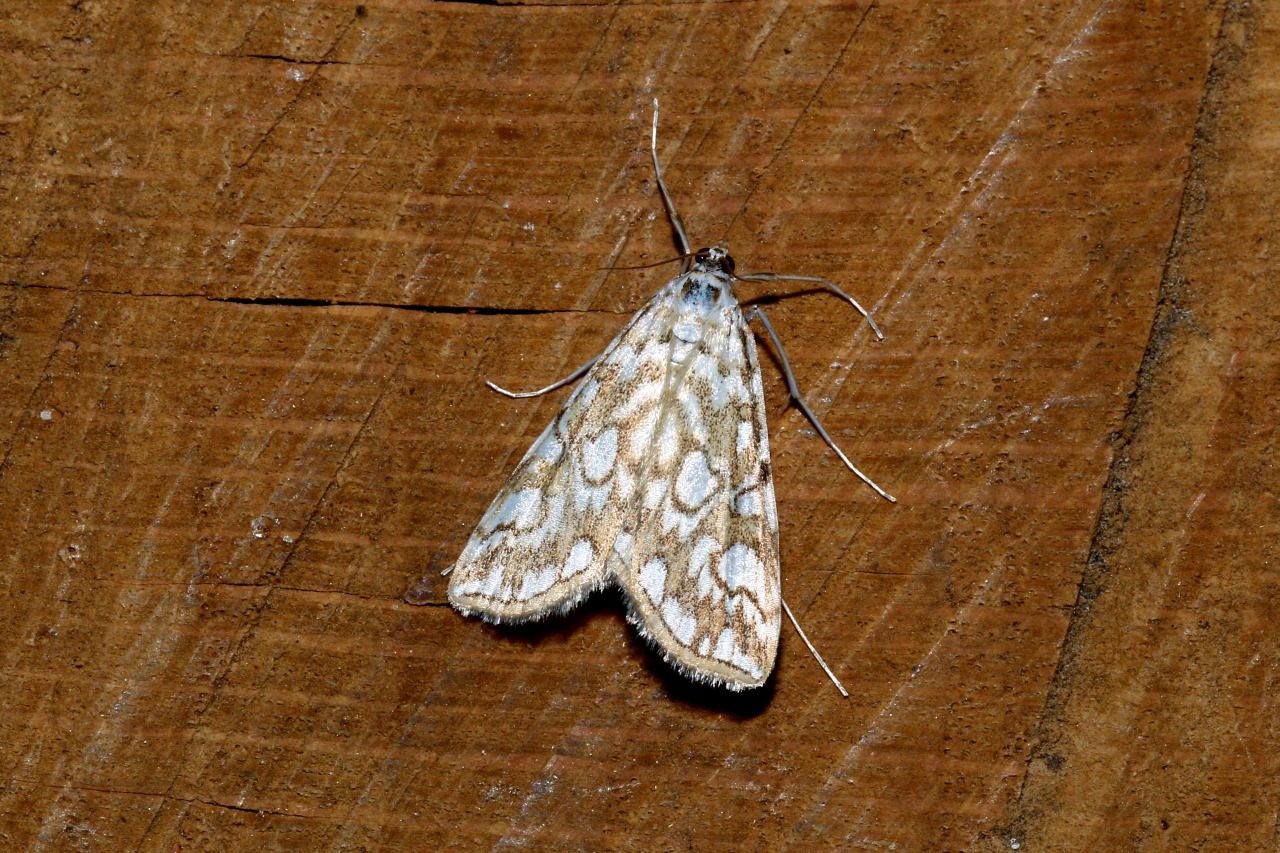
[609,295,778,686]
[446,284,677,623]
[612,265,783,690]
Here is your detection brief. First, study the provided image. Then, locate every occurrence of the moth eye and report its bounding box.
[723,254,736,275]
[694,247,713,262]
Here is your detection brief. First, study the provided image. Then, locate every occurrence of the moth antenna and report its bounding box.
[651,98,692,257]
[486,355,600,399]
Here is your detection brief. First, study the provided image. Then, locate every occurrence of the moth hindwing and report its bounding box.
[446,101,890,693]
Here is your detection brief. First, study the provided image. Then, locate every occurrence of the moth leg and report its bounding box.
[650,98,693,259]
[748,306,896,502]
[737,272,884,340]
[486,354,600,399]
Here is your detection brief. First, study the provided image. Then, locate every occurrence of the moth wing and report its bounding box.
[614,310,783,690]
[448,286,678,621]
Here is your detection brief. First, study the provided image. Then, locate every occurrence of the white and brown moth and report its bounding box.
[446,100,893,693]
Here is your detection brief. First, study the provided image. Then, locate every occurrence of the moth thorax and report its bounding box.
[670,275,725,349]
[679,276,723,309]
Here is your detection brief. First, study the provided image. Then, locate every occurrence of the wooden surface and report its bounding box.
[1,1,1275,850]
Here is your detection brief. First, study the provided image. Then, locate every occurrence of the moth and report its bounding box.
[446,100,893,692]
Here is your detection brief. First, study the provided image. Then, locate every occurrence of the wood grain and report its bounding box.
[0,1,1273,850]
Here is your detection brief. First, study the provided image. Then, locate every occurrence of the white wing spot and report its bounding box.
[706,364,746,410]
[662,598,698,645]
[614,466,636,503]
[525,492,565,550]
[720,543,763,592]
[656,416,681,464]
[477,563,506,598]
[672,319,702,343]
[497,488,542,530]
[564,539,595,578]
[675,450,716,508]
[735,649,764,679]
[630,408,659,457]
[735,489,760,517]
[582,427,618,483]
[690,536,719,595]
[670,340,697,365]
[714,627,763,678]
[575,378,601,410]
[538,436,564,463]
[612,531,634,563]
[736,421,754,452]
[640,557,667,605]
[661,503,699,540]
[733,593,765,635]
[714,629,736,664]
[725,331,744,364]
[519,562,559,600]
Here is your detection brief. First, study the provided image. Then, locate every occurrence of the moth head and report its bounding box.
[691,245,736,277]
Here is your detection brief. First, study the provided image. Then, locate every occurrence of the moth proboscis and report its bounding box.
[444,99,894,694]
